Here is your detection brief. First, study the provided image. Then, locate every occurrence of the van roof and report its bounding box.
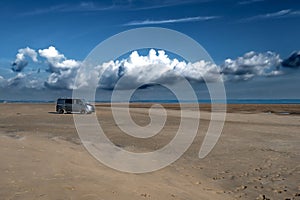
[58,98,83,100]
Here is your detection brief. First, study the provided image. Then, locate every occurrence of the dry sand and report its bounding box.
[0,103,299,200]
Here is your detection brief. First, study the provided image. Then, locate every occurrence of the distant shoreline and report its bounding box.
[0,103,299,115]
[1,99,300,104]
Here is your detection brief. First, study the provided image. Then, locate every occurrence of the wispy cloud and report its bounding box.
[238,0,265,5]
[239,9,300,22]
[21,2,116,16]
[124,16,220,26]
[58,2,116,12]
[128,0,213,11]
[289,10,300,16]
[21,0,211,16]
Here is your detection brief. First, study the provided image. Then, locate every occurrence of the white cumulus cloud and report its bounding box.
[38,46,81,89]
[97,49,221,89]
[38,46,80,72]
[5,46,298,91]
[11,47,38,72]
[221,51,282,81]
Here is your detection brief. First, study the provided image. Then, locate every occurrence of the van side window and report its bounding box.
[65,99,72,104]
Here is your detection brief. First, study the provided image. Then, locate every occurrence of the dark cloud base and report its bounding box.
[282,51,300,68]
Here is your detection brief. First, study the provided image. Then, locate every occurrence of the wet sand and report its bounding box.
[0,103,299,200]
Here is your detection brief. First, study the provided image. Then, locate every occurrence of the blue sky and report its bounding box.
[0,0,300,101]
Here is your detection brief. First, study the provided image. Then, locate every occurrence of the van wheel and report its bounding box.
[81,110,86,114]
[58,109,64,114]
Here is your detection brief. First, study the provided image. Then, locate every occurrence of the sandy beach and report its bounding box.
[0,103,299,200]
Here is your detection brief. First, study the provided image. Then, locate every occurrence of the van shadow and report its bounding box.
[48,111,60,114]
[48,112,79,115]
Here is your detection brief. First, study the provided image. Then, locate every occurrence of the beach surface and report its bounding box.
[0,103,299,200]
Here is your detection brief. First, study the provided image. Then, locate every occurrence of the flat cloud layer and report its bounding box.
[2,46,300,90]
[0,75,6,87]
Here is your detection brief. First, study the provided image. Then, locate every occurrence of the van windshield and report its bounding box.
[57,99,64,104]
[74,99,84,104]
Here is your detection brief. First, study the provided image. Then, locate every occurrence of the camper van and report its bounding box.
[56,98,95,114]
